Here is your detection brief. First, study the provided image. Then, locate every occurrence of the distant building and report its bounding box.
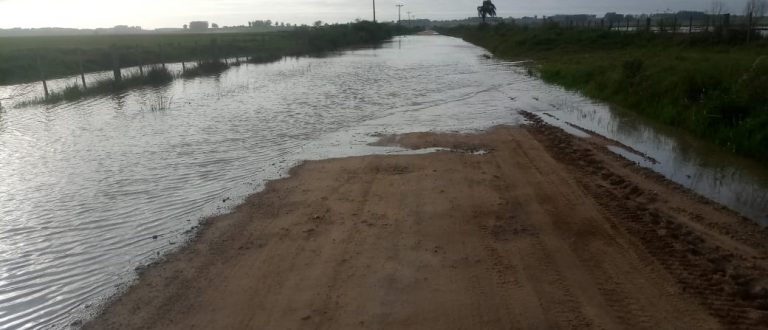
[189,21,209,32]
[675,11,708,21]
[550,14,597,25]
[604,12,625,24]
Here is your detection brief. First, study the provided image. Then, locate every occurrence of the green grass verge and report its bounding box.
[0,22,417,85]
[438,23,768,164]
[8,22,418,106]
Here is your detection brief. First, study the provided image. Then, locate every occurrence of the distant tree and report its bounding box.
[183,24,188,29]
[266,20,272,26]
[211,23,219,28]
[477,0,497,23]
[314,20,323,27]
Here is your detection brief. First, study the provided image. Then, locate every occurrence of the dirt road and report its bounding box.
[86,113,768,329]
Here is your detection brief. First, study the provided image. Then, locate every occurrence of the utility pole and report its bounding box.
[373,0,376,22]
[407,11,412,26]
[396,4,404,24]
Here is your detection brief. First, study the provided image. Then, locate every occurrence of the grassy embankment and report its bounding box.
[2,22,416,105]
[438,23,768,163]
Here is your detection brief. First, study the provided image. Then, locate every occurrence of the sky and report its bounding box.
[0,0,755,29]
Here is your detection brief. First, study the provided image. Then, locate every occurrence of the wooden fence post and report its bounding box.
[36,54,49,99]
[194,41,201,65]
[673,16,678,33]
[747,12,753,44]
[159,44,166,68]
[111,46,122,83]
[78,49,87,89]
[212,38,219,62]
[688,15,693,35]
[137,45,144,76]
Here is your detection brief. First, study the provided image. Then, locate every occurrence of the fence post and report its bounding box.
[673,16,678,33]
[111,46,122,83]
[137,45,144,76]
[194,41,201,65]
[212,38,219,62]
[36,54,49,99]
[159,44,165,68]
[747,12,753,44]
[78,49,87,89]
[688,15,693,35]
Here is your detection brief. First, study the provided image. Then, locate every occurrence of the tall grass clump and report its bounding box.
[182,60,229,78]
[144,66,174,84]
[147,95,173,111]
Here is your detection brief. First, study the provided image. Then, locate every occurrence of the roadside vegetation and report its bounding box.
[1,22,417,106]
[438,22,768,163]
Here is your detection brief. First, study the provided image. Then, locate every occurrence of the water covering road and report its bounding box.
[0,35,767,329]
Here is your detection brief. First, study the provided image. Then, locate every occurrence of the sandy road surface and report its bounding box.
[86,113,768,329]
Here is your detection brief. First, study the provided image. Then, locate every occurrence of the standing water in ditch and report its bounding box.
[1,35,767,329]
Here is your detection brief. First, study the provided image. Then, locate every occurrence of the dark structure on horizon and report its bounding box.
[189,21,209,32]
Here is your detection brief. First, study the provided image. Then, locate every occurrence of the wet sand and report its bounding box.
[85,113,768,329]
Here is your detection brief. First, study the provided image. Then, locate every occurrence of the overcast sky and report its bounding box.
[0,0,754,29]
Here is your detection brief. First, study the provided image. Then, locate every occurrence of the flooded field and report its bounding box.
[0,35,767,329]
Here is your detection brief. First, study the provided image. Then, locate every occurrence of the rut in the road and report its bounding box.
[522,110,768,329]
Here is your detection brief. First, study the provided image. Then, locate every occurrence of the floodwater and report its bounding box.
[0,35,767,329]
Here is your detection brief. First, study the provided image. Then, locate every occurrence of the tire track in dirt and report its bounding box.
[521,110,768,329]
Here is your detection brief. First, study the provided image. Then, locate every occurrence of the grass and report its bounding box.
[17,66,174,106]
[0,22,417,86]
[7,22,418,106]
[147,95,173,112]
[437,23,768,164]
[181,60,230,78]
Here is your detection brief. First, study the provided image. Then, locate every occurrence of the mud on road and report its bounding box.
[86,113,768,329]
